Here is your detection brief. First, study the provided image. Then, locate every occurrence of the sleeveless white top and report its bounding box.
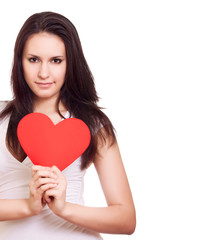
[0,102,102,240]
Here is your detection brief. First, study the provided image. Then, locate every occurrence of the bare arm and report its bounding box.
[0,199,32,221]
[45,131,136,234]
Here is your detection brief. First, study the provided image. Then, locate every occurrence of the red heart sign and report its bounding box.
[17,113,91,171]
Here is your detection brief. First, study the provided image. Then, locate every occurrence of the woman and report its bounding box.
[0,12,136,239]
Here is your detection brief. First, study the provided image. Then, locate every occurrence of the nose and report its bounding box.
[38,62,49,79]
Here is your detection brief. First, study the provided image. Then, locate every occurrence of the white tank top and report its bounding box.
[0,102,102,240]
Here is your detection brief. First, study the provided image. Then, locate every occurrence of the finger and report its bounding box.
[34,177,59,189]
[39,183,57,192]
[44,189,57,199]
[31,165,51,176]
[31,186,54,203]
[43,193,53,203]
[42,194,47,205]
[51,166,66,182]
[44,189,57,203]
[44,195,51,203]
[51,165,62,175]
[32,169,58,182]
[32,165,51,171]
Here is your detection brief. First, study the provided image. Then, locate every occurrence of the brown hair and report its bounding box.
[0,11,115,169]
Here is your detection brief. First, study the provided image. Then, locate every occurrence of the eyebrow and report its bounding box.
[27,54,65,58]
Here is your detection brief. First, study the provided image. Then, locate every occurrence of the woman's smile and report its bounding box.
[35,81,54,88]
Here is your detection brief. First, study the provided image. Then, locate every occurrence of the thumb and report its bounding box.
[51,165,61,175]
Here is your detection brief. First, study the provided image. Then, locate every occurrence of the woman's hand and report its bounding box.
[28,165,58,215]
[43,166,67,216]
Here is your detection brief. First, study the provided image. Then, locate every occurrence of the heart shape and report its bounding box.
[17,113,91,171]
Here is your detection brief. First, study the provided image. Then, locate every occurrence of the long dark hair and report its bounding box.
[0,11,116,169]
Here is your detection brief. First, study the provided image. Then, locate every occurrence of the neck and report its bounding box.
[33,96,66,116]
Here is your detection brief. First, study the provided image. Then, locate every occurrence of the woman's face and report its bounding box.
[22,32,67,102]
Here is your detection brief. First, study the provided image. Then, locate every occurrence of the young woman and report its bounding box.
[0,12,136,239]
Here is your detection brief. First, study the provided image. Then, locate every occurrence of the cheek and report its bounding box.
[23,62,37,82]
[53,66,66,84]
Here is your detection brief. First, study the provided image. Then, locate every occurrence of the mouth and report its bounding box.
[35,82,54,88]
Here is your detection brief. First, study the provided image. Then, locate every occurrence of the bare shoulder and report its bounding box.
[95,126,116,151]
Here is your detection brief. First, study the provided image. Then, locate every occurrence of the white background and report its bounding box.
[0,0,217,239]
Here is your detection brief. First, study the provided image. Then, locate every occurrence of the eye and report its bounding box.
[52,58,62,64]
[29,57,39,63]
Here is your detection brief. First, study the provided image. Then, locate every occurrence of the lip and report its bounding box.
[35,82,54,88]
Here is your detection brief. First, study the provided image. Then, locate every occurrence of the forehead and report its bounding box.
[23,32,66,56]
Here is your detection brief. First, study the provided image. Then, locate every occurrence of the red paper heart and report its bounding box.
[17,113,91,171]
